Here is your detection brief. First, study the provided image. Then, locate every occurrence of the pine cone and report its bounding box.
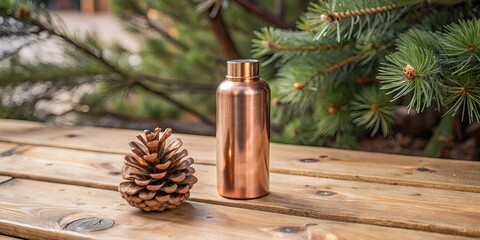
[119,128,197,212]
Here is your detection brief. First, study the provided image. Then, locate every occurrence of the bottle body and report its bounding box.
[216,60,270,199]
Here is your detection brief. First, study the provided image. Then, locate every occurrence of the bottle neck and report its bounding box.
[225,76,260,82]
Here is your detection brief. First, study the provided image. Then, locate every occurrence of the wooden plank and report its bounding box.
[0,143,21,157]
[0,235,22,240]
[0,119,479,192]
[1,146,479,237]
[1,179,466,240]
[0,176,12,185]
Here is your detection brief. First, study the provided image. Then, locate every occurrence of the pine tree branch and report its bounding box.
[309,42,394,80]
[31,20,128,78]
[423,115,456,157]
[207,8,241,59]
[133,80,214,125]
[127,0,189,51]
[274,0,286,20]
[18,14,215,125]
[233,0,294,29]
[309,50,370,80]
[143,16,188,51]
[321,3,409,22]
[137,74,217,91]
[1,72,105,85]
[300,0,309,12]
[263,40,354,51]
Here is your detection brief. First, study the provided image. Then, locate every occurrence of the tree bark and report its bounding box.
[207,9,241,60]
[234,0,294,29]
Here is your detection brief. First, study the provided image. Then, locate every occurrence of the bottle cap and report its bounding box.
[226,59,259,81]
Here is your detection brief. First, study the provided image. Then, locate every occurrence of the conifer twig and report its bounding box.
[233,0,294,29]
[32,20,128,78]
[321,2,418,22]
[309,50,370,80]
[263,40,354,51]
[127,0,188,51]
[134,81,214,125]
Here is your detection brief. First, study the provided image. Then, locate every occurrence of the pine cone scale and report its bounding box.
[150,172,167,180]
[119,182,144,195]
[168,172,186,182]
[139,190,155,200]
[143,153,158,162]
[125,156,148,169]
[146,183,165,191]
[176,185,190,194]
[185,167,195,176]
[155,161,171,170]
[134,179,151,186]
[155,193,170,202]
[130,141,148,155]
[173,158,194,171]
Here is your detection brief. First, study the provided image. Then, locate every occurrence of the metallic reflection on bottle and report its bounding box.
[216,59,270,199]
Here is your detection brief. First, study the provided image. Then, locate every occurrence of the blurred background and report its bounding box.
[0,0,304,134]
[1,0,479,160]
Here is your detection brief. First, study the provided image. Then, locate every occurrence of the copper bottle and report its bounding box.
[216,59,270,199]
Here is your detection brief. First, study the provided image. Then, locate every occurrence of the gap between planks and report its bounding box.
[0,176,12,185]
[0,147,479,238]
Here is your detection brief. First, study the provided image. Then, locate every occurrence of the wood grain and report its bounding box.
[0,119,479,192]
[0,235,22,240]
[0,176,12,185]
[0,143,22,157]
[1,145,479,237]
[0,179,473,240]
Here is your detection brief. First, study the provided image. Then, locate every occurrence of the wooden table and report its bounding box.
[0,119,479,239]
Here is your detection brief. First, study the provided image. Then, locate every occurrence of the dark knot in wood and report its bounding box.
[417,167,430,172]
[1,145,25,157]
[108,171,122,176]
[64,217,115,232]
[299,158,319,163]
[0,149,15,157]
